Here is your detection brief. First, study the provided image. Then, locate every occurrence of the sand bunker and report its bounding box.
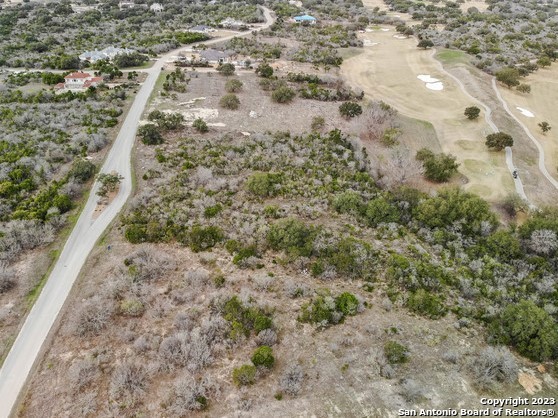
[363,40,379,46]
[365,28,373,32]
[426,82,444,91]
[516,107,535,118]
[417,74,444,91]
[393,35,407,39]
[381,28,390,32]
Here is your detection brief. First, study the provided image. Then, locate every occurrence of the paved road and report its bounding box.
[431,51,533,205]
[0,7,274,417]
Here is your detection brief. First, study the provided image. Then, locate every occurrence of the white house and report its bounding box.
[56,72,103,90]
[220,17,246,29]
[190,25,215,33]
[79,47,135,63]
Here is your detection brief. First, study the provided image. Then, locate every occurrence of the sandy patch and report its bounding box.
[363,40,379,46]
[425,82,444,91]
[516,107,535,118]
[380,28,390,32]
[393,35,407,40]
[518,371,543,395]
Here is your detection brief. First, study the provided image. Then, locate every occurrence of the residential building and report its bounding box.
[55,72,103,91]
[292,14,317,24]
[79,47,135,63]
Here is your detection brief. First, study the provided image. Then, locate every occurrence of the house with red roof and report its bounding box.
[55,71,104,91]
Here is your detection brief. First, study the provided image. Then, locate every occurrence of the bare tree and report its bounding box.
[280,363,304,396]
[529,229,558,255]
[68,358,99,393]
[0,263,15,293]
[167,374,212,415]
[74,297,114,336]
[353,101,398,142]
[109,361,148,404]
[470,346,518,389]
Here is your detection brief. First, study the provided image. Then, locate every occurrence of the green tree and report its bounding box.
[69,159,96,183]
[138,123,163,145]
[537,56,551,68]
[220,93,240,110]
[365,197,400,226]
[96,172,123,197]
[251,346,275,368]
[217,63,235,76]
[538,121,551,134]
[490,300,558,361]
[417,39,434,49]
[464,106,481,120]
[495,67,521,88]
[485,132,513,151]
[416,148,460,182]
[338,102,363,119]
[335,292,359,316]
[414,187,497,236]
[41,72,64,85]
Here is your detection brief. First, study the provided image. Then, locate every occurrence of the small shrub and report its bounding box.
[120,298,145,317]
[225,79,243,92]
[217,63,235,76]
[416,148,459,182]
[271,86,296,103]
[251,346,275,369]
[192,118,209,133]
[232,364,257,386]
[311,116,325,131]
[70,160,96,183]
[339,102,363,119]
[255,62,274,78]
[220,93,240,110]
[335,292,359,316]
[384,341,409,364]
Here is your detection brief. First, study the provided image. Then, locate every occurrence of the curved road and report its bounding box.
[491,77,558,190]
[430,50,532,206]
[0,7,274,417]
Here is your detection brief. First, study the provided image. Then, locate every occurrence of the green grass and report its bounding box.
[397,115,442,153]
[0,335,15,367]
[436,49,469,65]
[147,70,169,106]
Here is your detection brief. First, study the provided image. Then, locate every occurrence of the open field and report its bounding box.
[339,29,514,202]
[497,66,558,184]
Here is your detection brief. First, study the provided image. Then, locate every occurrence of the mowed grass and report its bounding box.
[397,114,441,153]
[436,49,469,65]
[337,47,364,60]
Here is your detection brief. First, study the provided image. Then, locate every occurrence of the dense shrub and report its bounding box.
[332,191,364,216]
[246,172,283,197]
[471,347,518,389]
[414,187,497,237]
[192,118,209,133]
[406,289,447,319]
[299,291,360,327]
[339,102,362,119]
[365,197,400,226]
[255,62,274,78]
[489,300,558,361]
[384,341,409,364]
[251,346,275,368]
[69,160,96,183]
[221,296,273,340]
[217,63,235,76]
[220,93,240,110]
[188,225,224,252]
[232,365,257,386]
[138,123,163,145]
[225,78,243,93]
[267,218,315,257]
[271,86,296,103]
